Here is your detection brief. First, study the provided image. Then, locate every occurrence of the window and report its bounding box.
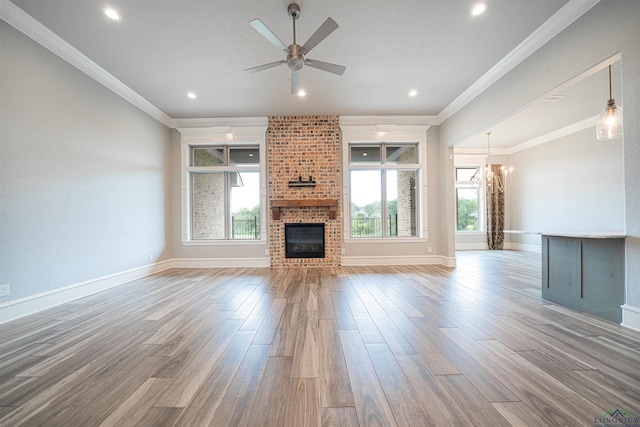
[455,167,481,232]
[349,143,419,238]
[188,145,260,240]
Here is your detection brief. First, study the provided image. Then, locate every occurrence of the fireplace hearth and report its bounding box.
[285,223,325,258]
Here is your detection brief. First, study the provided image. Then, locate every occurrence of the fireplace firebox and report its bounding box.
[285,223,325,258]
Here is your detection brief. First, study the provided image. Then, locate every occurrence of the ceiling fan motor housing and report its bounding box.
[287,44,304,70]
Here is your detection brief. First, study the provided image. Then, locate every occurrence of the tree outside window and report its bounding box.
[455,167,481,232]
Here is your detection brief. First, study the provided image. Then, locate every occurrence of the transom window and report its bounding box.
[348,143,420,238]
[188,145,260,240]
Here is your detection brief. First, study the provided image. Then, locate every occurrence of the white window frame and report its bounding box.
[453,153,486,235]
[454,166,483,233]
[177,120,268,245]
[348,143,421,238]
[340,117,431,243]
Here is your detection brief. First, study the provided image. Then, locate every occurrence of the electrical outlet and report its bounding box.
[0,284,9,297]
[428,247,432,253]
[149,254,153,261]
[265,249,270,255]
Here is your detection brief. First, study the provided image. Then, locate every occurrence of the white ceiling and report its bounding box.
[4,0,610,148]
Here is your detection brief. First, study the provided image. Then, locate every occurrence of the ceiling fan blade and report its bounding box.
[304,58,346,76]
[301,17,338,54]
[244,60,286,73]
[249,19,288,52]
[291,70,300,95]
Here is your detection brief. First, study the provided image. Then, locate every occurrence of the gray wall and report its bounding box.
[509,127,624,247]
[0,21,174,302]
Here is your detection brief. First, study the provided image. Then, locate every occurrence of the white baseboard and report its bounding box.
[0,260,173,324]
[456,243,488,250]
[340,255,454,267]
[171,257,270,268]
[621,304,640,331]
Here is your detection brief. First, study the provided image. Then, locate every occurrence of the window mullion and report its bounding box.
[381,169,387,237]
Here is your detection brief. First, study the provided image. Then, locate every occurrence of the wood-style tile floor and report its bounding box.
[1,250,640,426]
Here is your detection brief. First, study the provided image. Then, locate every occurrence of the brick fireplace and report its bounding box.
[268,116,341,267]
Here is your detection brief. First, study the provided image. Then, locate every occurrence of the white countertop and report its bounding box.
[504,230,626,239]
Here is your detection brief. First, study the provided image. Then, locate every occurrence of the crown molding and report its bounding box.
[0,0,173,128]
[437,0,601,125]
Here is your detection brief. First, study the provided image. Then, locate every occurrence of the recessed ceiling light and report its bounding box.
[297,90,306,97]
[471,2,488,16]
[409,89,418,97]
[103,8,120,20]
[187,92,197,99]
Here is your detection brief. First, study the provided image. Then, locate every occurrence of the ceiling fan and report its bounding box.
[244,2,346,94]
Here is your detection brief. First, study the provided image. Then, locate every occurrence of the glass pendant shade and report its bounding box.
[596,64,623,141]
[596,100,623,140]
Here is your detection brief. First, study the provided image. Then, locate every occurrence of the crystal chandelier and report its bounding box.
[471,131,513,193]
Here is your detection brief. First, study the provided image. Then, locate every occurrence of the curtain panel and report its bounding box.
[486,164,505,250]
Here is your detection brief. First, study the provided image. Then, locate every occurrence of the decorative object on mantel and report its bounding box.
[596,64,623,140]
[270,199,339,220]
[288,175,316,188]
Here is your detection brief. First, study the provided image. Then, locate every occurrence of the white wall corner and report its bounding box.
[621,304,640,332]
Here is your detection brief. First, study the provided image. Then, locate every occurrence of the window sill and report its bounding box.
[182,239,267,246]
[344,237,428,244]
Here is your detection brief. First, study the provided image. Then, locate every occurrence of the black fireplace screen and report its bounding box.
[285,223,325,258]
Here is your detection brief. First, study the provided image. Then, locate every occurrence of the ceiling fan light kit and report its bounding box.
[244,2,346,95]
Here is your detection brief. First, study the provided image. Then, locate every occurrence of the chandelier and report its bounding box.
[471,131,513,193]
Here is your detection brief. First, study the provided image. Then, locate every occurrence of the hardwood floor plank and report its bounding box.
[250,298,287,344]
[99,377,171,427]
[285,378,321,427]
[385,308,460,375]
[365,343,435,426]
[153,319,244,407]
[331,291,358,330]
[168,330,255,426]
[491,401,552,427]
[363,300,415,355]
[345,297,384,343]
[238,356,293,427]
[438,375,512,426]
[339,329,397,427]
[208,344,271,427]
[292,309,319,378]
[270,302,302,357]
[321,407,359,427]
[318,319,355,407]
[396,355,475,426]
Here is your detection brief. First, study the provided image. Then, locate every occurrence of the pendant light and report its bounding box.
[596,65,623,140]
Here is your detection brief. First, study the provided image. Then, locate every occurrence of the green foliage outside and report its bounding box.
[457,197,479,231]
[232,205,260,239]
[232,205,260,220]
[351,199,397,237]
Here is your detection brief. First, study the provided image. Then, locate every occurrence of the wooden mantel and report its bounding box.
[270,199,339,220]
